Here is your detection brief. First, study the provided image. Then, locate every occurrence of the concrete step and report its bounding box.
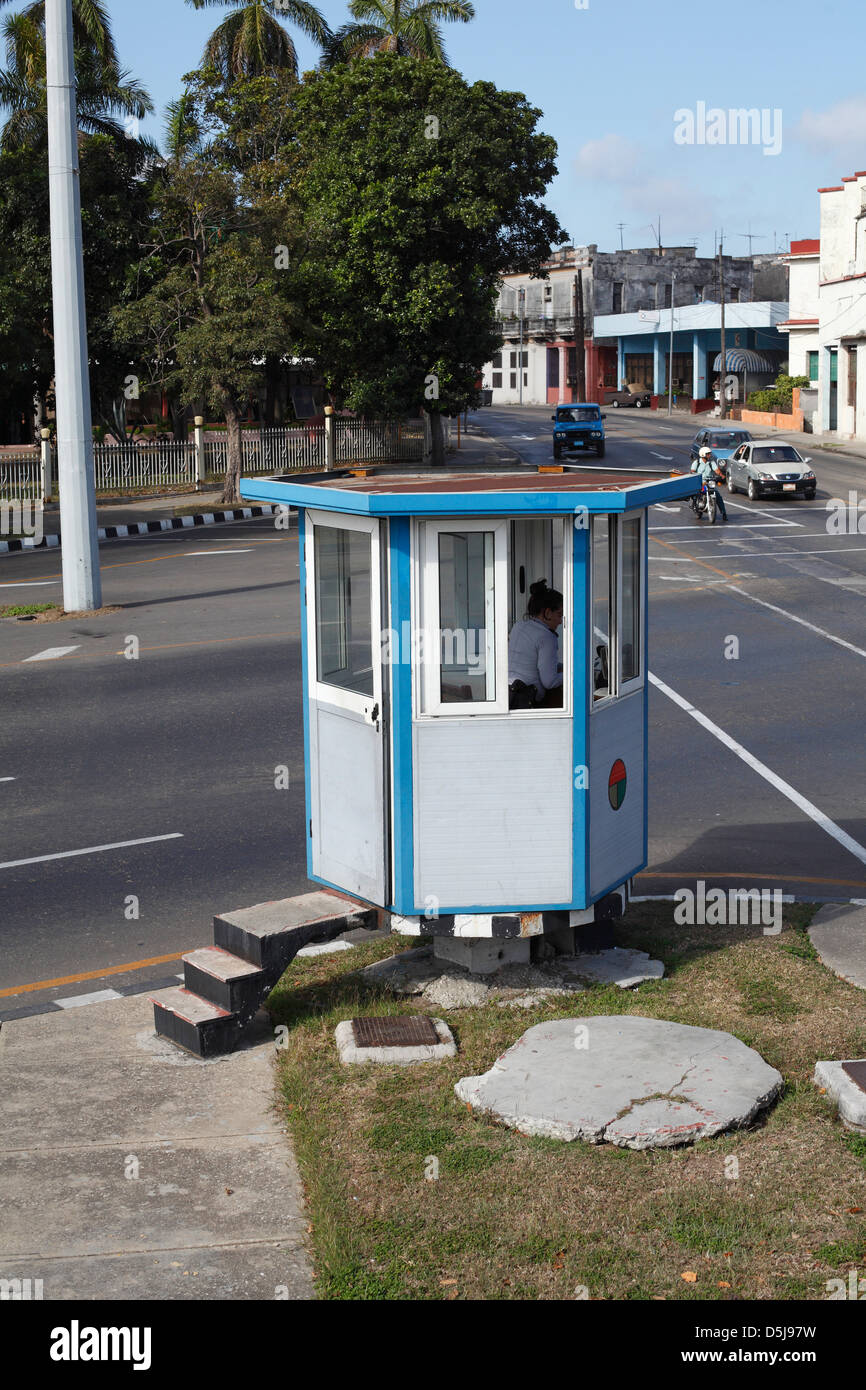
[182,947,264,1021]
[150,986,240,1059]
[213,891,377,974]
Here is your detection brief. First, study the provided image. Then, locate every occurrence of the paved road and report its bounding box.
[1,411,864,1005]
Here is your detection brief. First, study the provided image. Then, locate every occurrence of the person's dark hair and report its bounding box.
[527,579,563,618]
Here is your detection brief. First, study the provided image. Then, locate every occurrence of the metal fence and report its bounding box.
[0,453,41,500]
[0,419,429,500]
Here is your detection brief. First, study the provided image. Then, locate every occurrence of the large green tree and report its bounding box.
[185,0,330,82]
[291,53,565,462]
[116,73,306,501]
[325,0,473,65]
[0,0,152,149]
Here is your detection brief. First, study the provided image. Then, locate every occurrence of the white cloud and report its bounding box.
[794,96,866,170]
[575,134,641,181]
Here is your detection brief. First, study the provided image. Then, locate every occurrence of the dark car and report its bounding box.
[551,403,606,459]
[607,388,651,409]
[690,427,752,464]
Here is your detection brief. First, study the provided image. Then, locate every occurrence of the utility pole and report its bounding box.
[575,270,587,402]
[518,286,525,407]
[46,0,101,612]
[667,272,676,418]
[616,222,626,251]
[718,238,727,421]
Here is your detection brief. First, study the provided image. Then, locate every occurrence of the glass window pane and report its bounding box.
[592,517,610,700]
[314,525,373,696]
[621,517,642,683]
[438,531,494,703]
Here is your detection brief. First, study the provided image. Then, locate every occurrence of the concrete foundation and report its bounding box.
[433,936,530,975]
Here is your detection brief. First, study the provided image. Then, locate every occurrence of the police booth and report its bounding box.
[240,466,698,941]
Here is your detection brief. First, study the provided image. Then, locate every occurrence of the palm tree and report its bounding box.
[325,0,474,64]
[185,0,330,82]
[0,0,152,150]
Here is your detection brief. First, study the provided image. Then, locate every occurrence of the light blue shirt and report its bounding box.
[508,618,563,695]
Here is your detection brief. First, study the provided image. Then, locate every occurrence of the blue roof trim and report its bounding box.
[240,473,700,516]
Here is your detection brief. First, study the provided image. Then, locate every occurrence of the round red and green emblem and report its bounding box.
[608,759,627,810]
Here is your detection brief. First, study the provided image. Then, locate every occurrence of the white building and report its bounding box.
[779,170,866,440]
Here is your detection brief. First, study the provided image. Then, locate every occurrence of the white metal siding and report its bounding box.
[413,717,572,908]
[310,701,384,901]
[589,691,645,896]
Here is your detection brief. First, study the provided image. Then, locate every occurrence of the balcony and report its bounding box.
[495,314,577,341]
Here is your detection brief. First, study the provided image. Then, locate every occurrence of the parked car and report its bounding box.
[690,427,752,464]
[607,388,651,408]
[551,403,606,459]
[726,440,817,500]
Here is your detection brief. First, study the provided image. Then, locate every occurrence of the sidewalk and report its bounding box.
[0,994,313,1300]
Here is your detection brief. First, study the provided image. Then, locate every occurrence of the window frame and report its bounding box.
[414,516,571,720]
[307,507,382,717]
[590,510,646,712]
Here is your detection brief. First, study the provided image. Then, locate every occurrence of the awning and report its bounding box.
[712,349,775,372]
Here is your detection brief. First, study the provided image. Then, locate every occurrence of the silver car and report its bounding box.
[726,440,817,501]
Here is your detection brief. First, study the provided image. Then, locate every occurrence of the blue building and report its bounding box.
[594,301,790,404]
[240,466,699,942]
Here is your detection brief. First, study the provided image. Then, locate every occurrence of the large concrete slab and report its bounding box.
[809,903,866,991]
[456,1016,783,1149]
[0,995,313,1299]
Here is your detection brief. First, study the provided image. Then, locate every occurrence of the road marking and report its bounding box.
[0,950,185,999]
[0,777,15,782]
[725,585,866,660]
[650,670,866,868]
[23,645,80,662]
[651,453,674,461]
[55,989,122,1009]
[0,832,183,872]
[0,581,60,588]
[653,504,679,512]
[184,549,253,557]
[638,870,866,891]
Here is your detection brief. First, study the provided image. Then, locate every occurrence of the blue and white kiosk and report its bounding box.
[240,465,699,952]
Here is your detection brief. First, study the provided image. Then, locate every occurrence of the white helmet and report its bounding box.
[699,446,712,458]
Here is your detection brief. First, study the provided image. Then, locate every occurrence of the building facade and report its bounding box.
[483,244,777,408]
[779,172,866,440]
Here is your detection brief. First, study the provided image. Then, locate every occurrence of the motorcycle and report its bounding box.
[689,480,719,524]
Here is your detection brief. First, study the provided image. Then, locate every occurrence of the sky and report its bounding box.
[9,0,865,258]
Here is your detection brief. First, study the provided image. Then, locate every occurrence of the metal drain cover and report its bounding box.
[352,1015,439,1048]
[842,1060,866,1094]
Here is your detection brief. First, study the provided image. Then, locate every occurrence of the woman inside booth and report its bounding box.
[508,579,564,709]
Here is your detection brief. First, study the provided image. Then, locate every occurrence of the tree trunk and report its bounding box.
[429,410,445,467]
[221,394,242,504]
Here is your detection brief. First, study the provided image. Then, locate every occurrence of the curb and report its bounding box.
[0,504,280,556]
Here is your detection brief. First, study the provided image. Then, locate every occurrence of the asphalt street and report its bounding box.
[1,408,864,1006]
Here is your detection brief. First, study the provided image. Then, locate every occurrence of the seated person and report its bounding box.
[508,580,564,709]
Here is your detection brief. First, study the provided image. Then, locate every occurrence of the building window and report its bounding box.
[492,352,502,369]
[591,513,645,708]
[624,353,653,389]
[492,372,502,389]
[510,351,517,368]
[437,530,496,704]
[663,284,672,308]
[612,282,623,313]
[510,372,517,389]
[729,287,739,303]
[807,351,818,382]
[313,525,374,697]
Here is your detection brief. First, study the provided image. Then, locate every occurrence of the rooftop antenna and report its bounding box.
[616,222,626,250]
[737,227,767,255]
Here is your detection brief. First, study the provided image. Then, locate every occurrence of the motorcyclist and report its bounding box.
[694,445,728,522]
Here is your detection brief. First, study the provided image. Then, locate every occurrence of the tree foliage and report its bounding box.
[324,0,474,65]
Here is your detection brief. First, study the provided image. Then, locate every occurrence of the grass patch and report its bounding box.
[270,907,866,1301]
[0,602,57,618]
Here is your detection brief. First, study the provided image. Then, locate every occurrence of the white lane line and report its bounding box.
[184,549,253,557]
[653,504,680,513]
[651,453,674,461]
[0,777,15,782]
[0,832,183,871]
[650,523,796,532]
[650,671,866,867]
[23,645,80,662]
[725,585,866,660]
[55,989,122,1010]
[0,581,60,589]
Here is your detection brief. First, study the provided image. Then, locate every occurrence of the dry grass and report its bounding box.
[268,905,866,1301]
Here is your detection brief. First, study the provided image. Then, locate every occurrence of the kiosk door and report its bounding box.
[306,509,386,903]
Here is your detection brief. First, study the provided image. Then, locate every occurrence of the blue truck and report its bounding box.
[551,403,606,460]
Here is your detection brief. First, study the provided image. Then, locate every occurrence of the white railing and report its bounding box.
[335,418,425,463]
[208,427,327,477]
[93,441,195,491]
[0,453,40,500]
